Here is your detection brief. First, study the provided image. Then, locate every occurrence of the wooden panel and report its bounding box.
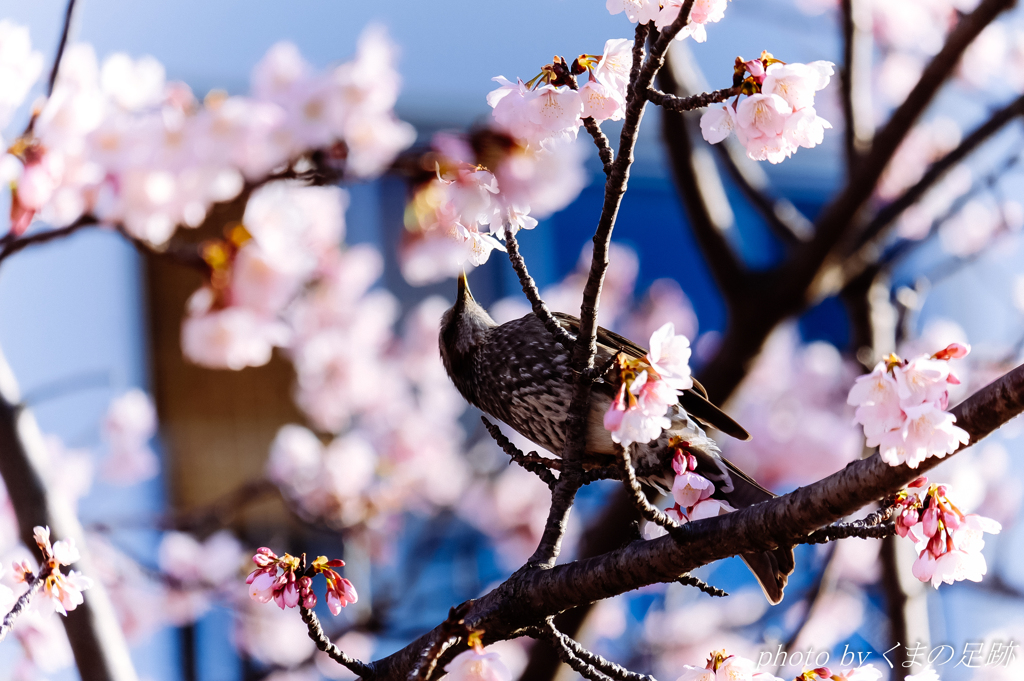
[144,213,303,527]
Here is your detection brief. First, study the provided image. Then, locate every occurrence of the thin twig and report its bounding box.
[48,0,79,95]
[538,619,656,681]
[583,117,614,176]
[503,227,575,351]
[801,507,896,545]
[676,573,728,598]
[645,85,740,111]
[299,606,374,680]
[0,570,47,642]
[0,216,98,264]
[619,445,678,530]
[481,417,559,489]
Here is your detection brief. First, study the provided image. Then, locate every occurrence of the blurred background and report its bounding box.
[1,1,1024,680]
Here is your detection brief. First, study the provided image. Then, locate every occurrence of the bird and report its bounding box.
[439,272,794,604]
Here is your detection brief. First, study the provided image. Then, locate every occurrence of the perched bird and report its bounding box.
[439,273,794,604]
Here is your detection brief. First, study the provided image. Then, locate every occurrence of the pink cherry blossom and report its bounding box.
[761,61,834,111]
[592,38,634,94]
[878,402,969,468]
[904,669,941,681]
[688,498,735,521]
[526,85,583,144]
[657,0,729,43]
[0,20,44,128]
[101,389,159,485]
[700,104,736,144]
[675,667,715,681]
[181,288,291,370]
[894,356,953,409]
[100,53,166,112]
[580,79,625,122]
[444,647,513,681]
[607,0,661,25]
[647,322,694,391]
[847,362,903,441]
[672,471,714,508]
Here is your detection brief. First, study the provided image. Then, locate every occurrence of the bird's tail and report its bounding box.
[717,457,795,605]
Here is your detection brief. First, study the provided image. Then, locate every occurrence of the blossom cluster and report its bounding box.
[3,26,412,245]
[847,343,971,468]
[664,448,735,526]
[891,478,1002,589]
[401,129,585,284]
[607,0,728,43]
[488,39,632,147]
[700,53,834,164]
[246,548,356,616]
[603,322,694,448]
[15,526,94,617]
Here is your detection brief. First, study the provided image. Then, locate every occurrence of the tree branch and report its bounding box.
[481,417,559,489]
[583,117,614,177]
[840,0,874,173]
[300,606,374,680]
[0,569,47,642]
[535,620,655,681]
[47,0,79,95]
[855,92,1024,251]
[645,85,739,111]
[804,0,1014,295]
[503,228,575,351]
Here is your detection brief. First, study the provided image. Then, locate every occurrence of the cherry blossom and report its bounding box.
[607,0,662,25]
[647,322,694,391]
[443,645,512,681]
[893,481,1001,589]
[31,526,94,616]
[905,668,942,681]
[849,345,970,468]
[657,0,729,43]
[101,389,159,485]
[0,21,44,129]
[605,323,696,447]
[246,548,356,615]
[701,55,834,163]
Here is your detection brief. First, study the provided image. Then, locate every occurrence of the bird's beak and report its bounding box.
[457,270,473,306]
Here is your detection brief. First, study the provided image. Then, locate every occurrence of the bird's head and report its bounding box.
[439,272,497,390]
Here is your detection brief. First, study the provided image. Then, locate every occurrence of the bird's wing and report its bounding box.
[551,311,751,441]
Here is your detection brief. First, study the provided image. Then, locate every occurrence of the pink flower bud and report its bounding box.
[932,343,970,360]
[253,548,277,567]
[943,511,961,531]
[813,668,831,679]
[922,506,939,538]
[908,476,929,488]
[671,452,686,476]
[744,59,766,82]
